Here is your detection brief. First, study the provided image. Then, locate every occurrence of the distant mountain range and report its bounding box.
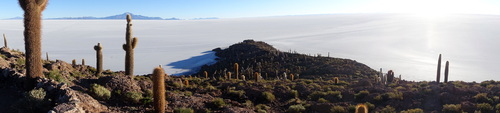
[6,13,218,20]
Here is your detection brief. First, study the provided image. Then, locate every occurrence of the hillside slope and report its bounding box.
[196,40,378,79]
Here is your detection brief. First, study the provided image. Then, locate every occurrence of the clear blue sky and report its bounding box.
[1,0,500,19]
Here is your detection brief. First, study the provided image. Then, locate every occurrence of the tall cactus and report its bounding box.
[3,33,7,48]
[227,72,232,80]
[81,59,85,65]
[334,77,339,84]
[444,61,449,83]
[234,63,239,80]
[290,73,294,81]
[123,14,138,76]
[204,71,208,79]
[436,54,442,83]
[19,0,48,89]
[254,72,259,82]
[94,43,103,76]
[45,52,49,61]
[72,59,76,67]
[387,70,394,84]
[152,66,166,113]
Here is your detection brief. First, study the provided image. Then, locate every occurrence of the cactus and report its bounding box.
[242,75,246,81]
[355,104,368,113]
[436,54,442,83]
[72,59,76,67]
[94,43,103,76]
[184,79,189,87]
[204,71,208,79]
[227,72,232,80]
[19,0,48,89]
[444,61,449,83]
[234,63,239,79]
[290,73,294,81]
[334,77,339,84]
[254,72,259,82]
[45,52,49,61]
[81,59,85,66]
[152,66,166,113]
[123,14,138,76]
[3,33,7,48]
[387,70,394,84]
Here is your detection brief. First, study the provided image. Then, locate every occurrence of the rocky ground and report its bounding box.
[0,40,498,113]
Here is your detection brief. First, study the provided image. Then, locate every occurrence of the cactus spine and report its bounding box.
[444,61,449,83]
[436,54,441,83]
[19,0,48,89]
[123,14,138,76]
[94,43,103,76]
[234,63,239,80]
[355,104,368,113]
[3,33,7,48]
[152,66,166,113]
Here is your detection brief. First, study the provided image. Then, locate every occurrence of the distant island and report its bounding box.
[6,12,218,20]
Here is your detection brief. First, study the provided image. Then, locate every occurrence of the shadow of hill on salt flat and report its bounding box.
[167,51,218,76]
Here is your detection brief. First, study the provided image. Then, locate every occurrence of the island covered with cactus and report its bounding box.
[0,35,499,112]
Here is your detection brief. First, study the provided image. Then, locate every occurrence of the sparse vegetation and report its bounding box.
[174,107,194,113]
[90,84,111,100]
[262,91,276,102]
[287,104,306,113]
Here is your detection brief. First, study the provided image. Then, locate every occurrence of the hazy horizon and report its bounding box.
[1,14,498,82]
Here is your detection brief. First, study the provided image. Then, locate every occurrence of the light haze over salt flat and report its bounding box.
[0,14,499,82]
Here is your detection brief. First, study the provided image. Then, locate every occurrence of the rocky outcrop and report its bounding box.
[0,47,108,112]
[36,78,108,113]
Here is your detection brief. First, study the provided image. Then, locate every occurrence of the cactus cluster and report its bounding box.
[19,0,48,89]
[152,66,166,113]
[436,54,451,83]
[123,14,138,76]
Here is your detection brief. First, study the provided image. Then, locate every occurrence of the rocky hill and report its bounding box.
[197,39,378,79]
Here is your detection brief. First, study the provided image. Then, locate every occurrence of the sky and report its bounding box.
[1,0,500,19]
